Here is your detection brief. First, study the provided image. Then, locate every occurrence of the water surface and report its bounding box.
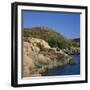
[43,55,80,76]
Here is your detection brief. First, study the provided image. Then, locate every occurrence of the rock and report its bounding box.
[62,47,80,55]
[23,37,74,77]
[69,58,78,64]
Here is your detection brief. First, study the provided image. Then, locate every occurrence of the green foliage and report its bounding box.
[23,27,80,49]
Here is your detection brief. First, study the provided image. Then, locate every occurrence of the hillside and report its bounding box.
[23,27,79,49]
[23,27,80,77]
[23,37,74,77]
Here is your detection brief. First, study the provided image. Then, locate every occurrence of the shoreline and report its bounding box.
[23,37,80,77]
[42,54,80,76]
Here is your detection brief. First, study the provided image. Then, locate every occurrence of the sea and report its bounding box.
[43,55,80,76]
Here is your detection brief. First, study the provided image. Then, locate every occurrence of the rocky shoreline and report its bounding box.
[62,47,80,55]
[23,37,79,77]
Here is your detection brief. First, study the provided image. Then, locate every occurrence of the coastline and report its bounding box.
[42,54,80,76]
[23,37,80,77]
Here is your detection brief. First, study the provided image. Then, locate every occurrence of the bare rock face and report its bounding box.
[23,37,72,77]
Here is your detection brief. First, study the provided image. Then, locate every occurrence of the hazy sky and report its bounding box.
[22,11,80,39]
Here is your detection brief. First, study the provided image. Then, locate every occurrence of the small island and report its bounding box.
[23,27,80,77]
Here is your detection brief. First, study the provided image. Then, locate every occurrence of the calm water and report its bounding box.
[43,55,80,76]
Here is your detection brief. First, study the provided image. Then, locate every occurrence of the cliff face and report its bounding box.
[23,37,73,77]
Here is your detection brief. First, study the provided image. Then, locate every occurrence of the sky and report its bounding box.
[22,11,80,39]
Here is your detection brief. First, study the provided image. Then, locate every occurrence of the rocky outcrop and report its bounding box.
[23,37,74,77]
[62,47,80,55]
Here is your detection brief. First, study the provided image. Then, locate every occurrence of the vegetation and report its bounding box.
[23,27,80,49]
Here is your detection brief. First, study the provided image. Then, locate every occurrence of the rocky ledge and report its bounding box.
[23,37,76,77]
[62,47,80,55]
